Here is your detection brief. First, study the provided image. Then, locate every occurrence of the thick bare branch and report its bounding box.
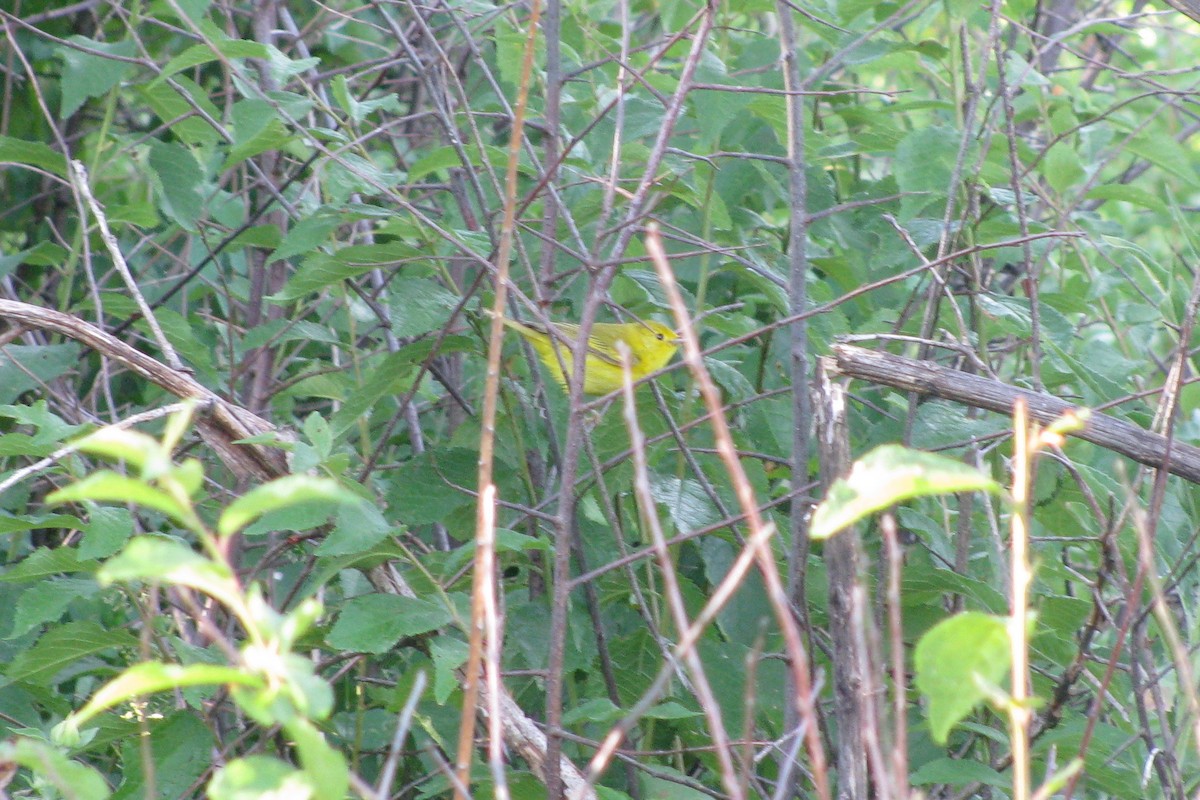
[826,343,1200,484]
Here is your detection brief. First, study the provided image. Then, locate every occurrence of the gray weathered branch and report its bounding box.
[826,343,1200,484]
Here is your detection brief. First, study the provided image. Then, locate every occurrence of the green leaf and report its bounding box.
[6,577,96,639]
[275,242,420,300]
[811,445,1002,539]
[284,718,349,800]
[651,475,720,531]
[1042,143,1084,195]
[99,537,238,607]
[563,697,621,725]
[137,76,222,147]
[57,36,136,118]
[226,99,291,167]
[386,276,460,338]
[6,620,138,685]
[327,595,453,654]
[910,757,1008,787]
[895,126,972,219]
[0,738,110,800]
[0,344,81,404]
[218,475,359,537]
[645,701,702,720]
[388,448,477,525]
[408,145,466,181]
[269,215,341,262]
[48,472,189,525]
[156,38,270,83]
[0,546,94,582]
[914,612,1010,744]
[331,74,403,123]
[111,711,216,800]
[0,513,82,536]
[1085,184,1169,214]
[494,16,544,88]
[0,136,68,176]
[641,767,715,800]
[79,506,134,560]
[430,638,468,704]
[314,500,392,556]
[149,140,205,230]
[209,756,315,800]
[66,662,262,728]
[71,427,167,473]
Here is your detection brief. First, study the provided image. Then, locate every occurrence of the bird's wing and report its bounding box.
[583,334,625,368]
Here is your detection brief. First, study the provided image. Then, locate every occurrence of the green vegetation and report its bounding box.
[1,1,1199,798]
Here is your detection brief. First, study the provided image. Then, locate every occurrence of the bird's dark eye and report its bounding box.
[656,332,664,340]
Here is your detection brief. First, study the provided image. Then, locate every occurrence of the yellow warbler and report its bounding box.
[491,312,679,395]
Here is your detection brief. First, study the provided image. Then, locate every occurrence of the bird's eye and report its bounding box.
[656,332,664,340]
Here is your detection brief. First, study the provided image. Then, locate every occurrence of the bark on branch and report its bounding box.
[826,343,1200,484]
[0,299,287,480]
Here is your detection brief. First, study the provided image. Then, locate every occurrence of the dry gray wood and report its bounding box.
[0,299,287,480]
[815,361,876,800]
[826,343,1200,485]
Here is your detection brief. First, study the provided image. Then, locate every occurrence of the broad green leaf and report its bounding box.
[408,145,467,181]
[910,757,1008,787]
[701,536,770,646]
[48,472,189,525]
[811,445,1002,539]
[57,36,136,118]
[0,546,93,582]
[563,697,621,726]
[71,427,166,473]
[430,638,468,704]
[0,738,110,800]
[1085,184,1169,214]
[79,505,134,560]
[284,718,349,800]
[0,513,81,535]
[314,500,392,556]
[209,756,315,800]
[651,475,720,531]
[0,344,81,404]
[67,662,262,728]
[218,475,359,537]
[327,343,474,437]
[895,126,973,219]
[99,537,238,606]
[641,768,714,800]
[6,577,96,639]
[331,74,402,123]
[327,594,452,654]
[274,242,420,300]
[1042,143,1084,196]
[111,712,215,800]
[914,612,1010,744]
[494,16,544,89]
[644,702,702,720]
[0,136,68,176]
[388,448,477,525]
[269,215,341,262]
[156,38,270,83]
[386,276,460,338]
[6,620,138,685]
[137,76,222,147]
[149,140,204,230]
[226,99,291,167]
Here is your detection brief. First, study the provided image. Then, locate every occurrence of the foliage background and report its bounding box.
[1,0,1199,798]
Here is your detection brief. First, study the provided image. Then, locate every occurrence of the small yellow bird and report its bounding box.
[490,312,679,395]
